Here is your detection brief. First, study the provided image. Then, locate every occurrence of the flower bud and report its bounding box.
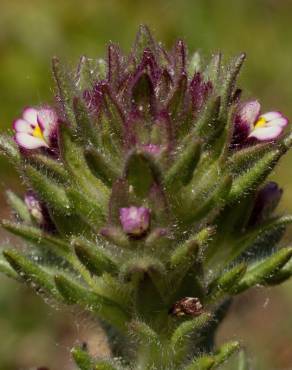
[119,206,150,237]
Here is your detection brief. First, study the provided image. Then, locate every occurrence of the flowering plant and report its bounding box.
[1,26,292,369]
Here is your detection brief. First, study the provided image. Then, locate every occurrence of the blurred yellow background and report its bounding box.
[1,0,292,369]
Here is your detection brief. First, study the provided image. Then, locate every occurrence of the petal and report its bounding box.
[238,100,261,126]
[249,126,283,141]
[13,119,34,133]
[37,108,58,140]
[261,111,282,121]
[268,117,289,128]
[15,133,48,149]
[23,107,38,125]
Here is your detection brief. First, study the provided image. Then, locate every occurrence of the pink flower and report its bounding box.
[119,206,150,236]
[234,100,288,143]
[14,107,58,149]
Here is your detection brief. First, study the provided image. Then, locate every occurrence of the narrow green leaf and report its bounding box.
[188,52,201,76]
[85,147,120,186]
[0,254,20,280]
[208,263,247,300]
[184,356,215,370]
[100,226,131,249]
[1,220,69,254]
[59,124,109,208]
[0,134,21,164]
[72,237,118,275]
[74,96,100,148]
[228,149,281,203]
[24,164,71,212]
[213,341,240,367]
[237,350,250,370]
[6,190,31,223]
[129,320,159,345]
[220,53,246,114]
[171,312,212,350]
[55,274,129,332]
[232,247,292,294]
[133,24,157,62]
[28,154,69,183]
[3,249,61,299]
[227,215,292,265]
[193,95,221,139]
[165,139,202,188]
[95,361,118,370]
[52,56,77,127]
[71,346,94,370]
[203,52,221,86]
[125,150,161,198]
[67,187,105,230]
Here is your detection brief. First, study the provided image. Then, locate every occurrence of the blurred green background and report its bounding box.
[1,0,292,368]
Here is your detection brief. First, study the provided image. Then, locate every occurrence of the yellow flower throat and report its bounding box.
[254,116,266,129]
[32,124,45,140]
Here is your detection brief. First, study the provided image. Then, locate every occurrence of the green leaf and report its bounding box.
[55,274,129,332]
[72,346,94,370]
[231,247,292,294]
[100,226,131,249]
[72,237,118,275]
[213,341,240,367]
[165,138,202,189]
[203,52,221,86]
[226,215,292,266]
[74,96,100,148]
[133,24,157,62]
[59,124,109,208]
[75,55,106,91]
[188,52,201,76]
[228,149,281,203]
[125,150,161,198]
[0,253,20,280]
[237,350,250,370]
[0,134,21,164]
[171,313,212,361]
[85,147,120,187]
[184,356,215,370]
[52,56,77,127]
[3,249,61,299]
[6,190,32,223]
[95,361,118,370]
[208,263,247,301]
[67,187,105,230]
[24,164,71,212]
[27,154,68,183]
[1,220,70,255]
[220,53,246,115]
[193,95,221,139]
[129,320,159,345]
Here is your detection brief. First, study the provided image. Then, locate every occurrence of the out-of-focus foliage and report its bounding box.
[1,1,292,369]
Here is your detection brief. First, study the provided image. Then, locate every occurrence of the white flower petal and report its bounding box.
[238,100,261,126]
[37,108,58,140]
[13,119,34,133]
[22,107,38,125]
[249,126,283,141]
[267,117,288,128]
[261,111,282,121]
[15,133,48,149]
